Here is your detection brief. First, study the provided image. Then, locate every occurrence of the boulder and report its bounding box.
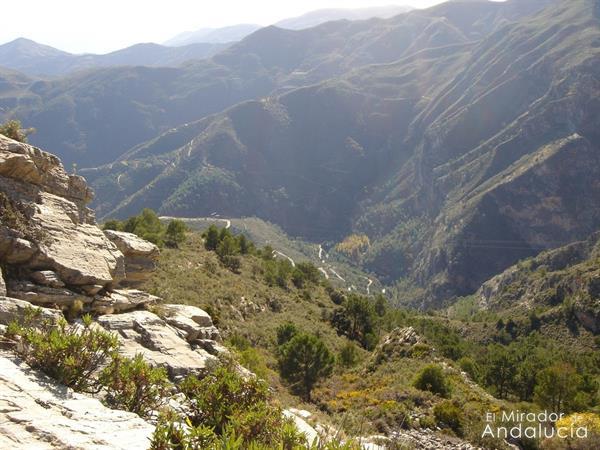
[30,270,65,288]
[0,135,125,289]
[97,310,218,379]
[160,304,220,342]
[91,289,158,314]
[0,352,154,450]
[8,281,90,306]
[0,296,63,325]
[104,230,159,286]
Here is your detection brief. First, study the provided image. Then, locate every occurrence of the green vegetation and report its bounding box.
[7,311,117,393]
[0,119,35,143]
[99,354,172,419]
[413,364,451,398]
[277,332,335,401]
[103,208,187,248]
[143,227,600,447]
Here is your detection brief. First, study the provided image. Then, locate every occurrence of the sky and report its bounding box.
[0,0,450,54]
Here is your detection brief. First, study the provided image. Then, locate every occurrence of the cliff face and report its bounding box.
[0,135,227,446]
[477,231,600,333]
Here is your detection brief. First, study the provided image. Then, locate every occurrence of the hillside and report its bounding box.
[78,0,600,307]
[1,120,599,449]
[1,0,551,168]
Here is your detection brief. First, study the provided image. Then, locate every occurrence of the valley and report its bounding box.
[0,0,599,448]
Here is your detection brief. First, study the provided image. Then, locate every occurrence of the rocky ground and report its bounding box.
[0,134,231,447]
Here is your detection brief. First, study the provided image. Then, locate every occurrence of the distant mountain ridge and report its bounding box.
[275,4,414,29]
[163,24,262,47]
[0,37,228,77]
[162,5,414,47]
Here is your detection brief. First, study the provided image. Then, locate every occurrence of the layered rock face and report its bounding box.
[0,134,225,447]
[0,352,155,450]
[0,134,125,304]
[104,230,159,287]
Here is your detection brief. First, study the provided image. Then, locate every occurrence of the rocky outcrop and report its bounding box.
[104,230,159,287]
[373,326,423,360]
[96,309,221,379]
[0,351,154,450]
[0,135,234,448]
[0,296,63,326]
[91,289,159,314]
[0,134,124,296]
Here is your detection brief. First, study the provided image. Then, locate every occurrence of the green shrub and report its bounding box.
[0,119,35,142]
[338,341,359,367]
[8,314,117,393]
[176,363,294,446]
[278,333,334,401]
[164,219,188,248]
[413,364,451,397]
[433,400,464,436]
[458,357,481,382]
[99,354,172,418]
[276,322,299,346]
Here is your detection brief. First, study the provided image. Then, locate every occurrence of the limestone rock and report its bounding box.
[91,289,158,314]
[370,327,425,366]
[0,351,154,450]
[0,296,63,325]
[30,270,65,288]
[283,409,319,445]
[30,192,125,286]
[97,310,218,379]
[104,230,159,286]
[160,304,220,342]
[0,135,92,202]
[8,281,90,306]
[0,134,125,289]
[0,236,36,264]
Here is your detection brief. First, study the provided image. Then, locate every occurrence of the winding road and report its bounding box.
[159,216,231,229]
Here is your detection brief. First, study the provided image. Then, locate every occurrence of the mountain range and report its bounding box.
[1,0,599,307]
[0,38,228,77]
[163,5,414,47]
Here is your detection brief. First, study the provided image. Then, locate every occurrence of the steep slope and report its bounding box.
[79,0,597,309]
[0,38,228,77]
[478,231,600,333]
[357,0,600,304]
[83,40,473,228]
[1,0,548,168]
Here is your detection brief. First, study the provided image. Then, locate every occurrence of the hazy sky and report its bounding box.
[1,0,450,54]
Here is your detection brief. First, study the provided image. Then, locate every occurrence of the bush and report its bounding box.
[331,294,377,349]
[276,322,299,346]
[7,313,118,393]
[0,119,35,142]
[413,364,451,397]
[99,354,172,418]
[433,400,464,436]
[102,209,185,248]
[164,219,187,248]
[338,341,359,367]
[278,333,334,401]
[175,363,296,446]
